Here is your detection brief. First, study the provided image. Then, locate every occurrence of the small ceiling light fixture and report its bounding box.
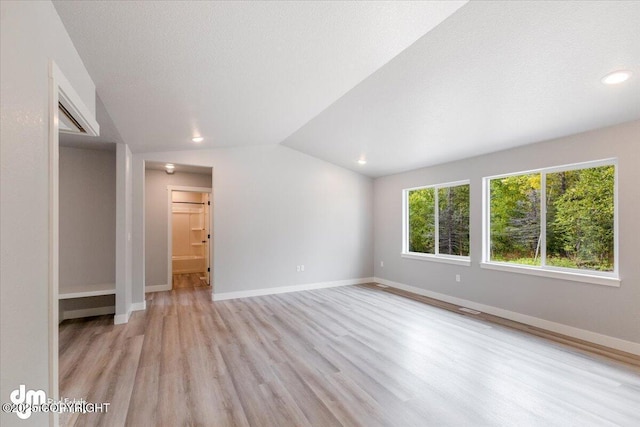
[357,159,367,165]
[165,163,175,174]
[601,70,632,85]
[192,136,204,143]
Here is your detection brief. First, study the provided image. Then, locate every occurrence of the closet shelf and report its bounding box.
[59,283,116,300]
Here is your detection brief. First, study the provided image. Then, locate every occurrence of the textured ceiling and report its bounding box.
[282,1,640,176]
[53,0,466,154]
[54,1,640,178]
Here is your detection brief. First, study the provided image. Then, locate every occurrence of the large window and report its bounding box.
[403,181,470,264]
[484,160,617,283]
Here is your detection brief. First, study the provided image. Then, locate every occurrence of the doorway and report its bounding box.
[143,163,213,293]
[170,190,211,289]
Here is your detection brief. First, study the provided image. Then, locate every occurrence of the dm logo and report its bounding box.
[10,384,46,420]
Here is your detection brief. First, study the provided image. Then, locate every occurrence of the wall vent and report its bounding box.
[58,101,86,134]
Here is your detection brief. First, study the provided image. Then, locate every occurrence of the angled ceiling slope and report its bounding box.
[53,0,467,154]
[283,1,640,177]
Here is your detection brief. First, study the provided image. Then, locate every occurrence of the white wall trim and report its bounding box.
[401,252,471,266]
[52,62,100,137]
[48,62,61,414]
[479,262,620,287]
[48,61,101,421]
[61,306,115,322]
[373,277,640,356]
[131,301,146,311]
[113,300,145,324]
[114,311,130,325]
[115,144,132,328]
[212,277,374,301]
[146,284,171,293]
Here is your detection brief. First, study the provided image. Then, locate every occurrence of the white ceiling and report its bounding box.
[54,1,640,178]
[283,1,640,176]
[53,0,466,154]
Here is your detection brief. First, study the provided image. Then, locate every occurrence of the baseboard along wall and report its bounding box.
[212,277,375,301]
[373,277,640,357]
[211,273,639,356]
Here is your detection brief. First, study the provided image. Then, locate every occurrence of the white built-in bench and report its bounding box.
[58,283,116,299]
[58,283,116,321]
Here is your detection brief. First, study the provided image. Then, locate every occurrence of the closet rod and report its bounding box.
[172,201,204,205]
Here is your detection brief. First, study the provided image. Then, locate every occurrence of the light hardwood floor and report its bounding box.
[173,272,210,289]
[59,282,640,426]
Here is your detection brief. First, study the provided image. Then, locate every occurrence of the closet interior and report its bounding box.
[58,144,116,322]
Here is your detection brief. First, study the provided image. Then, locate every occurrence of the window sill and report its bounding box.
[480,262,620,287]
[401,252,471,266]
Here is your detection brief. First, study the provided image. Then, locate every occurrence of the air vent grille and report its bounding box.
[59,102,86,134]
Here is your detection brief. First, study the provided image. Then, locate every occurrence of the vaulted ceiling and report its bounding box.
[54,1,640,177]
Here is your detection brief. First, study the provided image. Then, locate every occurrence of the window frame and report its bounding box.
[402,179,471,266]
[481,158,620,287]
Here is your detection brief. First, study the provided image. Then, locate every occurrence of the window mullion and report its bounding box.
[485,178,490,262]
[540,173,547,267]
[434,187,439,255]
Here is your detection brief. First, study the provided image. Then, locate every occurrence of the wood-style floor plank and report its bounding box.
[59,276,640,426]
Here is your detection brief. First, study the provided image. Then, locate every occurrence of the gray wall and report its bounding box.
[59,147,116,288]
[0,1,98,425]
[134,144,374,301]
[374,120,640,344]
[145,169,212,287]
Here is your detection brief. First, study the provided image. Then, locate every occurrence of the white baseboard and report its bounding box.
[61,306,115,321]
[146,284,171,293]
[113,311,130,325]
[131,301,146,311]
[212,277,375,301]
[113,300,146,324]
[373,277,640,356]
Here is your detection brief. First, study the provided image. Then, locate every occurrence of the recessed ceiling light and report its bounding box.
[357,159,367,165]
[601,70,632,85]
[165,163,175,169]
[192,136,204,143]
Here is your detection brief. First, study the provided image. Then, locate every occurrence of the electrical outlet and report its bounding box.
[301,265,305,272]
[455,274,461,282]
[380,261,384,267]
